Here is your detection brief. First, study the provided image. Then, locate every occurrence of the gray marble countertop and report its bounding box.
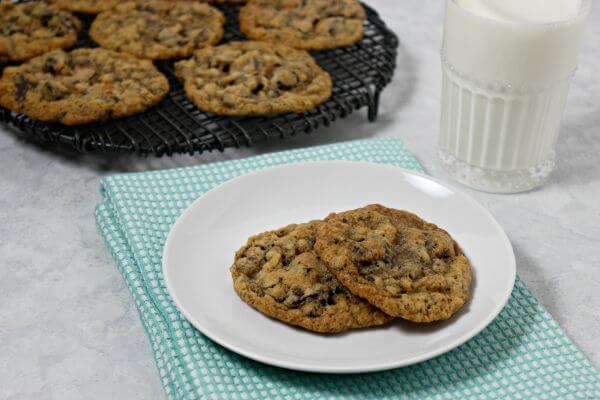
[1,1,599,399]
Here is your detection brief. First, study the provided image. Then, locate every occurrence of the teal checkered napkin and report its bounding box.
[95,137,599,400]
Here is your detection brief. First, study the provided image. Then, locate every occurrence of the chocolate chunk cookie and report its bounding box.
[0,48,169,125]
[239,0,366,50]
[0,2,81,63]
[315,205,472,323]
[49,0,120,14]
[231,222,392,333]
[89,1,224,60]
[175,41,332,116]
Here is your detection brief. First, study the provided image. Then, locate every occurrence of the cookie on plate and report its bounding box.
[315,204,472,323]
[89,0,224,60]
[0,2,81,63]
[49,0,120,14]
[0,48,169,125]
[230,221,393,333]
[174,41,332,116]
[239,0,366,50]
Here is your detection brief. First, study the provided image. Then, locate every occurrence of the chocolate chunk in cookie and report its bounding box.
[315,205,472,323]
[0,2,81,63]
[239,0,366,50]
[0,48,169,125]
[175,41,332,116]
[230,221,392,333]
[89,0,225,60]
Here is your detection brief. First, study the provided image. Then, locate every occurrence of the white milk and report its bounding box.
[456,0,580,23]
[439,0,589,193]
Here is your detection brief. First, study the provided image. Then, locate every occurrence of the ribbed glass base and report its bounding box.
[438,149,555,193]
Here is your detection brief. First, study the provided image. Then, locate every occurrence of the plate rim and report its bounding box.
[163,160,516,373]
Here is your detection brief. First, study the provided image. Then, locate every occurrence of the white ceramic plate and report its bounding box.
[163,161,515,373]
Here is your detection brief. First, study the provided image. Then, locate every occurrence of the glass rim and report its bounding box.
[449,0,592,28]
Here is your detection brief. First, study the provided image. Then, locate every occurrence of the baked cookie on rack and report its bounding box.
[0,2,81,63]
[0,48,169,125]
[49,0,120,14]
[315,204,472,323]
[239,0,366,50]
[231,221,393,333]
[89,0,225,60]
[174,41,332,116]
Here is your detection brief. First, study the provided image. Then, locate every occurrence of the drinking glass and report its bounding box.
[438,0,590,193]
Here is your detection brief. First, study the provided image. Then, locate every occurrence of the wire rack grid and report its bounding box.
[0,2,399,156]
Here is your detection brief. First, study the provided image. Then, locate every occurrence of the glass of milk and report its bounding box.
[439,0,590,193]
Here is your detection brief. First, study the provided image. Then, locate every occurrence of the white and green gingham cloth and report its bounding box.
[95,137,599,400]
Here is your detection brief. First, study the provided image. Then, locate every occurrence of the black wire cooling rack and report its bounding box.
[0,2,399,156]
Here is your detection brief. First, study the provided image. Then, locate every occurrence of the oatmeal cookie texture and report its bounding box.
[0,48,169,125]
[239,0,366,50]
[89,1,225,60]
[230,222,392,333]
[0,2,81,63]
[175,41,332,116]
[315,205,472,322]
[50,0,121,14]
